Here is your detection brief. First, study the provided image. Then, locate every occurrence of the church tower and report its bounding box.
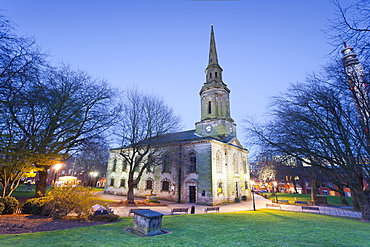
[195,25,236,139]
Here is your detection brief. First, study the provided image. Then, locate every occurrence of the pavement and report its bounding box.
[95,192,362,219]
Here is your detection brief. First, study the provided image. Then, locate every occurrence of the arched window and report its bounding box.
[120,179,125,187]
[189,153,196,173]
[209,72,212,78]
[233,155,239,174]
[162,154,171,173]
[215,72,218,77]
[122,160,127,172]
[110,178,115,187]
[112,159,117,172]
[146,180,153,190]
[208,101,212,114]
[218,181,223,194]
[162,181,170,191]
[216,151,222,173]
[243,159,248,174]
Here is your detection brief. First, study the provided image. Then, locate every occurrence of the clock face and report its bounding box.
[205,125,212,133]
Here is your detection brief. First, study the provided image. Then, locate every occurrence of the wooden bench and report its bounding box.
[294,201,309,205]
[301,206,320,212]
[171,207,189,214]
[266,203,281,209]
[278,200,289,204]
[128,208,150,216]
[204,207,220,213]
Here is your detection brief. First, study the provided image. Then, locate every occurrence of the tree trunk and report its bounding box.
[300,177,307,194]
[292,178,298,194]
[338,188,349,206]
[358,190,370,222]
[127,184,135,203]
[35,170,48,198]
[352,194,361,211]
[340,194,349,206]
[352,187,370,221]
[311,178,318,205]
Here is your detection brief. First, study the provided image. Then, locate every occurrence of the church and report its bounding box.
[104,26,251,205]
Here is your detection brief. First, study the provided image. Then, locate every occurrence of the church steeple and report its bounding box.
[207,25,220,70]
[195,26,236,139]
[203,25,226,90]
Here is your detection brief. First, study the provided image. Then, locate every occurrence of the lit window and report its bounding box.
[218,182,223,193]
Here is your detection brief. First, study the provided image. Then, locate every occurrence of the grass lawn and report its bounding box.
[0,210,369,247]
[263,193,353,207]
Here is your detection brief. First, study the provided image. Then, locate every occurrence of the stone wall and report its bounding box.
[105,138,251,205]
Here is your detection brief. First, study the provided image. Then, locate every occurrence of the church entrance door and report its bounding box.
[189,186,196,203]
[235,182,239,198]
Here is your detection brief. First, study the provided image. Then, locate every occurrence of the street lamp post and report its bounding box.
[273,181,278,203]
[251,180,256,211]
[53,163,62,186]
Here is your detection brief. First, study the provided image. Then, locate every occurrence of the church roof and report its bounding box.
[151,129,211,144]
[153,129,246,149]
[111,129,247,152]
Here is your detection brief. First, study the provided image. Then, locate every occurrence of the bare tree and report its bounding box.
[8,65,120,197]
[0,14,46,196]
[244,63,370,221]
[0,14,120,197]
[327,0,370,59]
[72,136,110,185]
[115,87,181,203]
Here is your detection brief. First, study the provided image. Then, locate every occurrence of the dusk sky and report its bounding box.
[1,0,352,149]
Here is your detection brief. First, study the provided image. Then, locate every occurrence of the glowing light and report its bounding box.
[54,163,62,171]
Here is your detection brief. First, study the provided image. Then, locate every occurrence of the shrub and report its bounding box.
[88,213,119,222]
[148,199,160,203]
[0,196,19,214]
[45,186,96,219]
[0,202,4,214]
[22,197,50,215]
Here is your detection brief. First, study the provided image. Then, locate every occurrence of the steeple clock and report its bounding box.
[195,25,236,139]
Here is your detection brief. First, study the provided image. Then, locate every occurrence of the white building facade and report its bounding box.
[105,26,251,205]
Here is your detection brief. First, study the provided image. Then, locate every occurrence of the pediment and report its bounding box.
[228,138,243,148]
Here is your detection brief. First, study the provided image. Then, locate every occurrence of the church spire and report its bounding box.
[195,25,235,139]
[208,25,220,68]
[203,25,226,87]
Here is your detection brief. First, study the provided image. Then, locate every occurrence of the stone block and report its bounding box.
[133,209,163,236]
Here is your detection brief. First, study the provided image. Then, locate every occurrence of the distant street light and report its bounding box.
[53,163,62,186]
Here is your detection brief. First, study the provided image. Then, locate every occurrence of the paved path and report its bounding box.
[96,192,361,219]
